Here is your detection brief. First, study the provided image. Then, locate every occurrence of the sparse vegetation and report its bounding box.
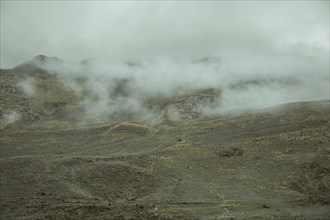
[0,62,329,219]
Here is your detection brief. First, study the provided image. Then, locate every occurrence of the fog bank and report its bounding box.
[24,53,329,119]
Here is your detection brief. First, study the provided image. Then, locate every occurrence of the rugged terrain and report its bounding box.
[0,56,329,219]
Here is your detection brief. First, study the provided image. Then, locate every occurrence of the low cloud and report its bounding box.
[1,110,21,126]
[28,52,329,121]
[17,77,36,97]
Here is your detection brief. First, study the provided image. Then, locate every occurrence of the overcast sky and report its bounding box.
[0,1,329,68]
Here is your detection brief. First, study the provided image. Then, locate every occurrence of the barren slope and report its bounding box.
[0,63,329,219]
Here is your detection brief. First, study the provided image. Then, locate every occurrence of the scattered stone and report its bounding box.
[0,82,18,93]
[262,205,271,208]
[27,109,43,121]
[217,147,243,157]
[289,162,330,206]
[176,91,218,119]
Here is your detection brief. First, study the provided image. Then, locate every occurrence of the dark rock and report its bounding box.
[217,147,243,157]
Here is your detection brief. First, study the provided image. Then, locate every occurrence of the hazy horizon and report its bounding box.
[1,1,329,68]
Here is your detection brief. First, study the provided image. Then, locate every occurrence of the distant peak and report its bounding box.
[14,55,62,70]
[33,55,48,62]
[33,55,62,63]
[193,56,221,64]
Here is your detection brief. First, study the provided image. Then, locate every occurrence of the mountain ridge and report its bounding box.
[0,56,329,219]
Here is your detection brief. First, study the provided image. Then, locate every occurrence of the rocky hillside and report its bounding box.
[0,56,329,219]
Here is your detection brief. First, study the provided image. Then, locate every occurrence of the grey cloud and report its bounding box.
[1,1,329,119]
[1,1,329,68]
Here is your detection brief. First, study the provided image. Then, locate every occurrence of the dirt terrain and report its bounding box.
[0,60,329,219]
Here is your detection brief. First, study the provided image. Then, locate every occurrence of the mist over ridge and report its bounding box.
[1,1,329,122]
[8,52,327,123]
[1,2,330,218]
